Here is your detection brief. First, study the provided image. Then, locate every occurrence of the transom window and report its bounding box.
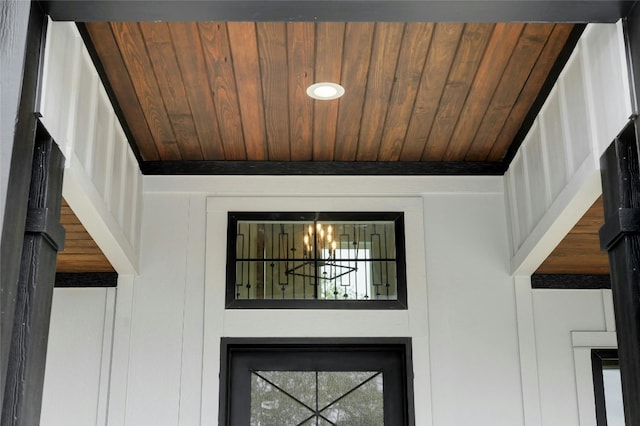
[226,212,407,309]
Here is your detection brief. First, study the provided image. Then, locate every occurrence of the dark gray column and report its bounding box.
[599,122,640,426]
[1,125,65,425]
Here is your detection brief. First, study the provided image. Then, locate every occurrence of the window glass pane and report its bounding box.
[230,214,403,303]
[603,366,624,426]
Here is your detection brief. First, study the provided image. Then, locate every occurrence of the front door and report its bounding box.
[220,339,414,426]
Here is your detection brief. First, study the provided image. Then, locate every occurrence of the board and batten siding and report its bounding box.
[39,21,142,273]
[506,22,633,275]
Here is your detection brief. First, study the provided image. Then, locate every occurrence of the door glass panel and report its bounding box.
[250,371,383,425]
[250,373,314,425]
[320,373,384,425]
[317,371,379,410]
[259,371,317,408]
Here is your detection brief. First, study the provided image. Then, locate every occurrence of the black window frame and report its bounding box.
[225,212,407,309]
[592,348,621,426]
[219,337,415,426]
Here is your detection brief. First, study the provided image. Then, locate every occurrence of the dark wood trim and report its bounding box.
[531,274,611,289]
[0,2,47,411]
[2,124,65,426]
[142,160,504,176]
[502,24,586,169]
[74,23,144,165]
[45,1,634,23]
[598,120,640,426]
[54,272,118,288]
[591,349,619,426]
[219,337,414,426]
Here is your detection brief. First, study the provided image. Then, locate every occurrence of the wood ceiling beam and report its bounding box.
[44,1,634,23]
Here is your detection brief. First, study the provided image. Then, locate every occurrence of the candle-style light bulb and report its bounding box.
[327,225,333,234]
[327,234,332,243]
[308,225,313,235]
[317,223,322,232]
[303,235,309,245]
[320,229,324,239]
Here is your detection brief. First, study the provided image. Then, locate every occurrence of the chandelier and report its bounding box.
[285,222,358,282]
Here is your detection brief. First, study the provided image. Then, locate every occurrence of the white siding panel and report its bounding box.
[532,289,608,425]
[92,92,113,200]
[541,88,568,200]
[582,24,633,155]
[73,51,98,169]
[512,152,530,250]
[561,52,592,172]
[39,21,142,273]
[110,128,126,228]
[507,23,631,274]
[41,288,113,426]
[525,123,547,229]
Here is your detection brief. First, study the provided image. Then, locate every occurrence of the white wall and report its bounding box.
[41,287,116,426]
[41,176,616,426]
[104,175,521,426]
[516,284,616,426]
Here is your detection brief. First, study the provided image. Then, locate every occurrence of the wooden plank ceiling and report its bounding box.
[57,199,114,273]
[83,21,574,164]
[62,20,609,276]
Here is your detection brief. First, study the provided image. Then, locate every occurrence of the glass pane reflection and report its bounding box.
[250,374,313,426]
[250,371,384,426]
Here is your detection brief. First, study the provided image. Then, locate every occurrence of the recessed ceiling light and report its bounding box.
[306,82,345,100]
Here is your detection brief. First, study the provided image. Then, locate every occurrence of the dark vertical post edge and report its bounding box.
[598,120,640,426]
[2,124,65,426]
[0,1,47,414]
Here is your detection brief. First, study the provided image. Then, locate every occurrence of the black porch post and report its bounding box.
[599,122,640,426]
[0,2,65,425]
[1,125,65,425]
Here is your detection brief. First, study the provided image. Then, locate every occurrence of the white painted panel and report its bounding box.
[92,92,113,200]
[40,20,75,156]
[532,289,607,426]
[123,152,138,244]
[40,21,143,274]
[73,51,98,169]
[42,288,112,426]
[514,277,542,425]
[512,152,530,249]
[541,88,568,200]
[424,193,521,426]
[507,23,630,275]
[124,194,190,425]
[524,124,547,229]
[561,51,592,172]
[110,128,126,228]
[582,24,633,155]
[179,195,207,425]
[107,275,135,426]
